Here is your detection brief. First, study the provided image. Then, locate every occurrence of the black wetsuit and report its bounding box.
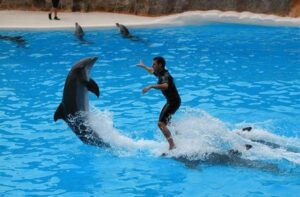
[52,0,60,8]
[156,70,181,124]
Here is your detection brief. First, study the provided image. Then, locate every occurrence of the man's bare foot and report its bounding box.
[161,152,168,156]
[169,143,176,150]
[167,137,176,150]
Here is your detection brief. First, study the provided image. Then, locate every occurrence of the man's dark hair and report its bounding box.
[153,56,166,68]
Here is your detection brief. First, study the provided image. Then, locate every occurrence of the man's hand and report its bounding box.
[137,60,145,68]
[142,85,152,94]
[137,60,154,74]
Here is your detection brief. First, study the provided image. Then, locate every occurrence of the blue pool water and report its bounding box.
[1,23,300,196]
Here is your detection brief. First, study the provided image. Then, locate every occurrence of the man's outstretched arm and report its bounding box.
[137,60,154,74]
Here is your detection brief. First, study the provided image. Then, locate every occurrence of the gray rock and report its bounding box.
[0,0,297,17]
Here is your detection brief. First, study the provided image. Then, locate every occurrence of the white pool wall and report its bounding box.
[0,10,300,30]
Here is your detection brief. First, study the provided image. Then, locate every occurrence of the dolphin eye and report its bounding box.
[76,67,83,73]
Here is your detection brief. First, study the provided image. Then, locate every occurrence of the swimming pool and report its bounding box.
[1,23,300,196]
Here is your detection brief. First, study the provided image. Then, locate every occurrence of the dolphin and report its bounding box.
[115,22,145,42]
[171,150,279,173]
[116,23,131,38]
[0,35,26,46]
[75,22,85,41]
[240,127,299,153]
[54,57,109,147]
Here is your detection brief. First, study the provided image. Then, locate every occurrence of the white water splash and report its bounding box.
[233,127,300,164]
[86,106,300,164]
[88,106,164,156]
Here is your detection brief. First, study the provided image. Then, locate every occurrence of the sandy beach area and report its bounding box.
[0,10,300,29]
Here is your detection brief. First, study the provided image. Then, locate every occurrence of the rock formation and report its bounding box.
[0,0,299,17]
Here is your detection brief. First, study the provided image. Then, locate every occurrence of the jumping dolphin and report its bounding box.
[54,57,109,147]
[0,35,26,46]
[75,22,85,41]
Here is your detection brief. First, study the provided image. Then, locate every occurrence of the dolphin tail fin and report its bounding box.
[242,127,252,132]
[86,79,100,97]
[54,103,64,122]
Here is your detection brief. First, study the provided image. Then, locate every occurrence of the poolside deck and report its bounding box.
[0,10,300,29]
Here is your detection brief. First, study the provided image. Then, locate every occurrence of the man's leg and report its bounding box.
[54,8,61,20]
[54,8,57,17]
[158,121,175,150]
[48,7,53,20]
[159,103,177,150]
[52,0,60,20]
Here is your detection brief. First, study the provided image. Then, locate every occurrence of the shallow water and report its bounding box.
[1,23,300,196]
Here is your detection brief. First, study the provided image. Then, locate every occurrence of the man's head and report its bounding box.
[152,56,166,74]
[116,23,120,27]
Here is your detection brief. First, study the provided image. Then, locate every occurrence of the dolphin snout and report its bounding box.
[85,57,98,69]
[88,57,98,68]
[72,56,99,72]
[90,57,98,64]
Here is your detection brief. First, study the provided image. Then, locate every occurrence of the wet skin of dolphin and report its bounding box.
[75,22,84,41]
[116,23,131,37]
[0,35,26,46]
[115,23,147,43]
[54,57,109,147]
[241,127,299,153]
[172,150,279,173]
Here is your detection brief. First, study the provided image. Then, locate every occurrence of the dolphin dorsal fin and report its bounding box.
[86,78,100,97]
[54,103,64,122]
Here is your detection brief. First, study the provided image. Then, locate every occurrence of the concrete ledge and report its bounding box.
[0,10,300,30]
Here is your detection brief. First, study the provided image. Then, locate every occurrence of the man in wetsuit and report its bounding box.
[137,56,181,150]
[48,0,60,20]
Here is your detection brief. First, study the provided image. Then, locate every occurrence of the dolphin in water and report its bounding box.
[0,35,26,46]
[75,22,85,41]
[54,57,109,147]
[170,150,279,173]
[240,127,299,153]
[115,23,145,42]
[116,23,131,38]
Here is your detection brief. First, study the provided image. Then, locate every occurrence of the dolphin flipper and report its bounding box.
[54,103,65,121]
[242,127,252,132]
[86,79,100,97]
[14,36,23,40]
